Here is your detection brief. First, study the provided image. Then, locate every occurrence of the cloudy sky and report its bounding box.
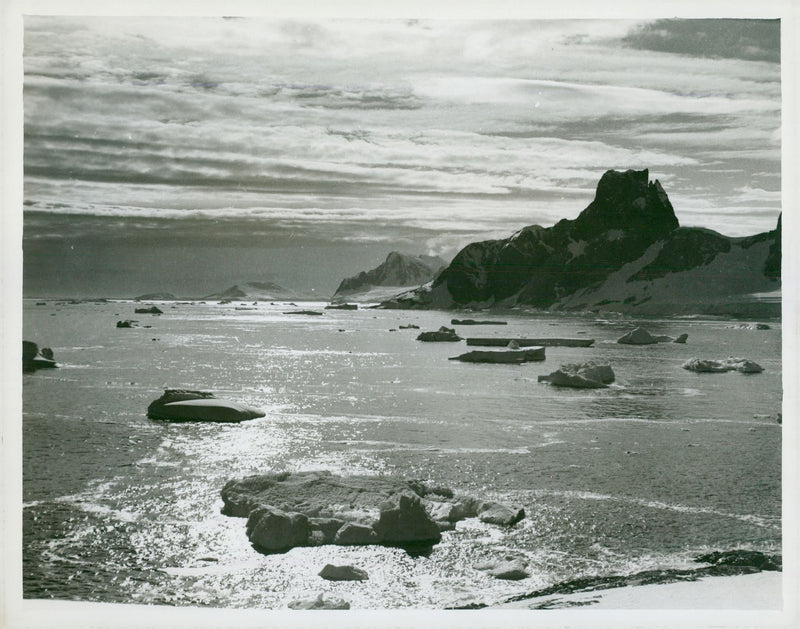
[21,16,782,297]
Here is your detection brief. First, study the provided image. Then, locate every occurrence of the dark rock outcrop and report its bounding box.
[116,320,138,328]
[695,550,781,571]
[381,170,781,316]
[22,341,57,372]
[372,493,442,545]
[220,471,523,553]
[628,227,730,282]
[318,564,369,581]
[476,501,526,526]
[147,389,266,422]
[763,213,781,279]
[247,505,309,552]
[333,522,379,545]
[134,306,163,314]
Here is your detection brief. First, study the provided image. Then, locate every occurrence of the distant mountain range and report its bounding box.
[134,292,178,301]
[381,169,781,317]
[202,281,298,301]
[332,252,447,303]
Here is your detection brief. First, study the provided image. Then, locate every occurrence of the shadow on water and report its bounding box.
[381,540,436,558]
[250,540,436,558]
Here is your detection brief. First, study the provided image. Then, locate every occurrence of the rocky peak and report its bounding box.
[572,168,679,239]
[334,251,446,298]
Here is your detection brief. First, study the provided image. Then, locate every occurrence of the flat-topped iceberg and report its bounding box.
[682,358,764,374]
[147,389,266,422]
[538,362,615,388]
[220,471,524,553]
[617,327,687,344]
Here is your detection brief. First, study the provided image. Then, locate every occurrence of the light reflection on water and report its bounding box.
[22,301,781,608]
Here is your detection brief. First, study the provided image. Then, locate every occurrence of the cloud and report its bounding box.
[731,186,782,205]
[623,19,780,63]
[413,75,779,118]
[22,16,783,252]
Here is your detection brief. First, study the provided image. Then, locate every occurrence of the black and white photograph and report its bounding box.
[2,2,797,627]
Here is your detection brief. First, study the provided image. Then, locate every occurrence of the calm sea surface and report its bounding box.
[22,300,782,608]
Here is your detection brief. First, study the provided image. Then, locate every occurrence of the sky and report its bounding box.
[19,16,783,297]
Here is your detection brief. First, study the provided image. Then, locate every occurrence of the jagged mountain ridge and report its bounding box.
[382,169,781,316]
[333,252,446,302]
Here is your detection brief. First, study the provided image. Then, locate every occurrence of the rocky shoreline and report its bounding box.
[490,555,782,611]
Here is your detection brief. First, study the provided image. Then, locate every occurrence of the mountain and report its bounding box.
[381,169,781,317]
[332,252,447,303]
[203,281,297,301]
[133,292,178,301]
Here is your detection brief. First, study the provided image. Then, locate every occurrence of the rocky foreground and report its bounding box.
[220,471,524,553]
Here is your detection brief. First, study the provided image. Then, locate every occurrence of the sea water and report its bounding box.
[21,300,782,608]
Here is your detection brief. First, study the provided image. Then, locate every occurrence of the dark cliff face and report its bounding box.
[629,228,732,282]
[384,169,780,314]
[435,169,681,306]
[572,169,678,239]
[764,213,781,279]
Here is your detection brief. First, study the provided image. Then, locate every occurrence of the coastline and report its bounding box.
[493,571,782,610]
[9,572,786,629]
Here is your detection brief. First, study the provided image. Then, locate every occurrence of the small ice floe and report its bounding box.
[538,362,615,389]
[134,305,163,314]
[449,346,545,364]
[617,327,687,345]
[287,593,350,610]
[417,326,462,342]
[681,357,764,374]
[727,322,771,330]
[474,555,530,580]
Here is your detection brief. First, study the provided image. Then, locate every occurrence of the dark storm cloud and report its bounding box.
[623,19,780,63]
